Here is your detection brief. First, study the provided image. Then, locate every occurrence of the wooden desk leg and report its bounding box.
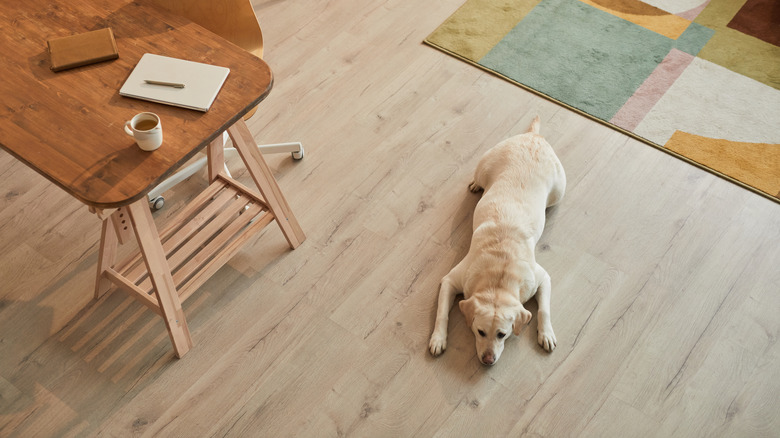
[126,199,193,358]
[110,207,133,244]
[207,135,225,183]
[94,207,131,299]
[94,218,118,299]
[227,119,306,249]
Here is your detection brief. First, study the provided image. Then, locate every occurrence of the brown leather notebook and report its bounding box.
[47,28,119,72]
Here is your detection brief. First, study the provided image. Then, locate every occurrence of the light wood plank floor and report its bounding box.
[1,0,779,436]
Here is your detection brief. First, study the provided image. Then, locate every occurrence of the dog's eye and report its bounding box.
[478,330,486,337]
[497,332,506,339]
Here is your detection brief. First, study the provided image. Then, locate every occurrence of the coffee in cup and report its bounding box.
[124,112,162,151]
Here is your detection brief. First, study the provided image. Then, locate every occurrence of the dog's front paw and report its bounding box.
[538,326,557,352]
[468,181,483,193]
[429,332,447,357]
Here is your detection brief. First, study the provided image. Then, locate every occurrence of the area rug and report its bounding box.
[425,0,780,202]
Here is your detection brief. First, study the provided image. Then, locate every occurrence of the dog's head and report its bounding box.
[459,294,532,365]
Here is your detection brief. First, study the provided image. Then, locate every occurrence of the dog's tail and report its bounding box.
[527,116,541,135]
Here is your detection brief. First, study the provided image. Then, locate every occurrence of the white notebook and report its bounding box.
[119,53,230,111]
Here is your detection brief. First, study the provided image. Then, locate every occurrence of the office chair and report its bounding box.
[145,0,303,210]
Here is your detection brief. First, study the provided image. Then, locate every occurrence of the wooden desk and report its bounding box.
[0,0,305,358]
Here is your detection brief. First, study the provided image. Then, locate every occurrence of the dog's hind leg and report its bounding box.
[546,158,566,208]
[469,153,494,193]
[534,264,557,352]
[429,267,464,356]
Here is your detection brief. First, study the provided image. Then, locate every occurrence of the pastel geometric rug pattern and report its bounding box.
[425,0,780,201]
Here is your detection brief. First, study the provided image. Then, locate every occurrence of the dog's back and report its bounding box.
[470,117,566,247]
[471,117,565,207]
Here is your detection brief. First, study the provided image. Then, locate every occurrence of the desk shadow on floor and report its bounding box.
[0,259,256,437]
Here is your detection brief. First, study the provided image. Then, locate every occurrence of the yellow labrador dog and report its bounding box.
[429,117,565,365]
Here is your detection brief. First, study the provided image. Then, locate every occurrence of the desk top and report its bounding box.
[0,0,273,208]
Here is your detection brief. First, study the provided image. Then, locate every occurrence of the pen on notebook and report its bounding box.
[144,79,185,88]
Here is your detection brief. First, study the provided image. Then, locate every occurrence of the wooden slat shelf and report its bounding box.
[112,174,273,313]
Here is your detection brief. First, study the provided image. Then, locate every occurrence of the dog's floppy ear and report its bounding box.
[459,297,477,328]
[512,304,532,336]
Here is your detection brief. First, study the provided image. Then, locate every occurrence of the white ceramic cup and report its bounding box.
[124,112,163,151]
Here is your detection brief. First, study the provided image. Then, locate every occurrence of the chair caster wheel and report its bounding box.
[292,145,304,160]
[150,196,165,211]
